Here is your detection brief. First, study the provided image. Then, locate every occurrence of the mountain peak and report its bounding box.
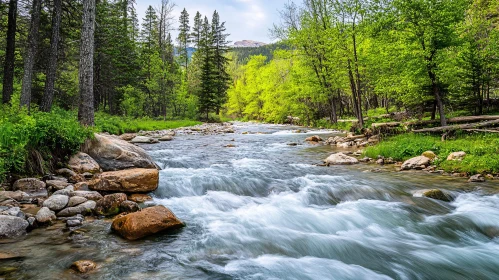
[233,40,267,48]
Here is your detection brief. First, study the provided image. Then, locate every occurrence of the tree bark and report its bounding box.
[2,0,17,104]
[78,0,96,126]
[41,0,62,112]
[20,0,42,110]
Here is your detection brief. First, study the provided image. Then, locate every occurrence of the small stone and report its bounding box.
[68,196,87,207]
[376,158,384,165]
[120,200,140,213]
[43,194,69,211]
[35,207,56,223]
[57,201,96,217]
[414,189,453,202]
[70,191,103,201]
[287,143,298,146]
[469,174,485,183]
[68,152,100,174]
[127,194,153,203]
[0,215,29,237]
[324,153,359,165]
[71,260,97,273]
[305,135,322,142]
[159,135,174,141]
[12,178,46,195]
[55,168,84,183]
[130,136,159,144]
[95,193,127,216]
[27,217,37,228]
[447,151,466,161]
[46,180,70,191]
[400,156,431,170]
[52,189,71,196]
[67,219,82,227]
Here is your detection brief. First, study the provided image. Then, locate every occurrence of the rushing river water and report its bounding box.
[2,123,499,279]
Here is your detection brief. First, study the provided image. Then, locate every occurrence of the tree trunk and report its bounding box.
[78,0,96,126]
[20,0,42,110]
[41,0,62,112]
[2,0,17,104]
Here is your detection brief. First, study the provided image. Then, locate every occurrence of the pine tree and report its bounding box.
[191,11,202,48]
[211,10,231,114]
[177,8,190,69]
[78,0,96,126]
[198,16,216,119]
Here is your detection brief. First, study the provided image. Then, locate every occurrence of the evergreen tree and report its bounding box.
[191,11,202,48]
[177,8,190,69]
[198,16,216,119]
[211,11,231,114]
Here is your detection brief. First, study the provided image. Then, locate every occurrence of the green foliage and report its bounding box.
[0,106,93,182]
[364,133,499,174]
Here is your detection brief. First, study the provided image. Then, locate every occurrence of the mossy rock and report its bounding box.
[422,151,437,160]
[423,189,452,202]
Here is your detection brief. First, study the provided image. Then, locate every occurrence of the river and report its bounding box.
[2,123,499,279]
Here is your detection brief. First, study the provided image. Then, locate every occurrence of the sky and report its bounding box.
[136,0,290,43]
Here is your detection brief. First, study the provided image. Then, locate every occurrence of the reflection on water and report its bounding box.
[3,122,499,279]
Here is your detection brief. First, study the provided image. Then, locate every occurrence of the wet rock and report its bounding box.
[359,157,371,163]
[128,194,153,203]
[287,143,298,146]
[159,135,174,141]
[57,201,96,217]
[12,178,46,195]
[422,151,437,160]
[111,205,185,240]
[447,151,466,161]
[400,156,431,170]
[71,260,97,273]
[0,191,30,202]
[95,193,127,216]
[70,191,103,201]
[0,215,29,237]
[88,169,159,193]
[337,141,354,148]
[27,217,37,229]
[224,144,236,148]
[0,198,20,207]
[82,133,159,171]
[35,207,56,223]
[55,168,84,183]
[130,136,159,144]
[414,189,453,202]
[67,219,82,227]
[43,194,69,211]
[119,133,137,141]
[120,201,140,213]
[68,196,87,207]
[376,158,384,165]
[0,207,24,219]
[0,251,24,260]
[74,182,89,191]
[469,174,485,183]
[68,152,101,174]
[324,153,359,165]
[52,189,71,196]
[305,135,322,142]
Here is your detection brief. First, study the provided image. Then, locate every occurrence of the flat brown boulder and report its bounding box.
[68,152,101,174]
[88,169,159,193]
[111,205,184,240]
[82,133,159,171]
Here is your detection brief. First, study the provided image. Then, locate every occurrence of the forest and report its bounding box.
[226,0,499,128]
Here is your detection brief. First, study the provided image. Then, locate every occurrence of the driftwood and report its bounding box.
[412,119,499,133]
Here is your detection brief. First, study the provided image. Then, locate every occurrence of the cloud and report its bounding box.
[136,0,289,43]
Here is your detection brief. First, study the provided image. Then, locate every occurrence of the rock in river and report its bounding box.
[414,189,453,202]
[71,260,97,273]
[130,136,159,144]
[43,194,69,211]
[69,191,103,201]
[82,133,159,171]
[57,200,96,217]
[111,205,185,240]
[324,153,359,165]
[400,156,431,170]
[68,152,101,174]
[88,168,159,193]
[95,193,127,216]
[0,215,29,238]
[35,207,56,223]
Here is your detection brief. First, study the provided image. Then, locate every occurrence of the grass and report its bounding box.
[363,133,499,174]
[95,113,201,135]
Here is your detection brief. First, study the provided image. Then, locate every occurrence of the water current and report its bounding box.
[2,123,499,279]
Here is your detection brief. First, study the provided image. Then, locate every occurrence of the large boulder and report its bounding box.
[42,194,69,211]
[0,215,29,238]
[94,193,127,216]
[82,133,159,171]
[35,207,56,223]
[447,151,466,161]
[88,169,159,193]
[57,200,96,217]
[12,178,46,195]
[68,152,101,174]
[324,153,359,165]
[111,205,185,240]
[400,156,431,170]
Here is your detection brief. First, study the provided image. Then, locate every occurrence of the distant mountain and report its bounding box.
[233,40,268,48]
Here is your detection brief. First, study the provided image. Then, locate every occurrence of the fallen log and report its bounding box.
[372,115,499,129]
[413,119,499,133]
[462,129,499,133]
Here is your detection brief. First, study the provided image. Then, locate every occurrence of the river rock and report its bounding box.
[43,195,69,211]
[82,133,159,171]
[305,135,322,142]
[159,135,174,141]
[111,205,185,240]
[414,189,453,202]
[68,196,87,207]
[52,189,71,196]
[421,151,437,160]
[55,168,84,183]
[70,191,103,201]
[0,191,30,201]
[0,207,24,219]
[95,193,127,216]
[128,194,153,203]
[35,207,56,223]
[57,200,96,217]
[67,219,82,227]
[130,136,159,144]
[88,169,159,193]
[120,201,140,213]
[0,215,29,238]
[324,153,359,165]
[447,151,466,161]
[71,260,97,273]
[12,178,46,195]
[68,152,101,174]
[469,174,485,183]
[400,156,431,170]
[119,133,137,141]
